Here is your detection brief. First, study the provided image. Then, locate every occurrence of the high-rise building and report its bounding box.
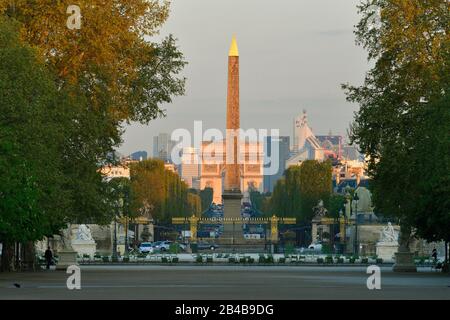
[287,111,325,167]
[342,145,360,161]
[152,133,175,162]
[316,135,343,160]
[130,151,147,161]
[264,136,290,193]
[180,147,200,189]
[293,110,314,151]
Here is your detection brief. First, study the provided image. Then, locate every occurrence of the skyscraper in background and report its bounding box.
[130,151,148,161]
[264,136,290,193]
[180,147,200,189]
[152,133,176,163]
[316,135,343,160]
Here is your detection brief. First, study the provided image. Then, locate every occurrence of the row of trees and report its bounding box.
[343,0,449,250]
[129,160,201,224]
[0,1,186,271]
[251,160,334,222]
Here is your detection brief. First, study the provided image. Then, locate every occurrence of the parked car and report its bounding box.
[197,243,219,251]
[152,241,169,251]
[308,242,323,252]
[154,240,186,252]
[139,242,155,253]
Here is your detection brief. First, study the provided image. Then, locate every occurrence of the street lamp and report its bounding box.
[124,216,129,258]
[112,198,123,262]
[339,208,345,254]
[112,216,118,262]
[353,192,359,256]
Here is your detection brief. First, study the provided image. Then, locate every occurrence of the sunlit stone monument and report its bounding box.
[376,222,399,262]
[70,224,97,258]
[55,224,78,270]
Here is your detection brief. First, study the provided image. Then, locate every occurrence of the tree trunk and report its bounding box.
[22,241,36,271]
[393,223,417,272]
[445,241,448,264]
[1,242,15,272]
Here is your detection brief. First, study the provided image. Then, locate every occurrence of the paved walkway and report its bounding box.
[0,265,448,299]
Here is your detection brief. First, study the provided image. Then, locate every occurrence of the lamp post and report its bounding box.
[112,216,118,262]
[339,208,345,254]
[124,216,129,258]
[112,198,123,262]
[353,192,359,256]
[123,188,129,258]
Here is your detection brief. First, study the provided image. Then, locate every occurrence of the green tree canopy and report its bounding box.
[130,159,200,223]
[0,17,113,244]
[266,160,333,222]
[343,0,449,244]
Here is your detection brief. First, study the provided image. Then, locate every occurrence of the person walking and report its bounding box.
[432,248,437,262]
[44,246,53,270]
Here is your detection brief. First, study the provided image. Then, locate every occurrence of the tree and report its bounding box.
[107,177,132,217]
[342,0,449,249]
[130,159,199,224]
[0,17,112,270]
[297,160,333,221]
[0,1,187,269]
[130,160,166,220]
[199,188,214,213]
[2,0,186,222]
[328,194,347,219]
[267,160,333,221]
[2,1,186,124]
[266,179,288,217]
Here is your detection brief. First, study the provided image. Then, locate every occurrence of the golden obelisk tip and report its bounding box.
[229,35,239,57]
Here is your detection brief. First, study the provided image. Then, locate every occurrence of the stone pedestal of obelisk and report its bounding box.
[221,36,244,244]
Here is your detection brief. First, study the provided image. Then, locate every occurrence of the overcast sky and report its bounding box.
[118,0,369,156]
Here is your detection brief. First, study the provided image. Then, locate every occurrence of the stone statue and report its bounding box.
[76,224,94,241]
[379,222,398,243]
[313,199,328,218]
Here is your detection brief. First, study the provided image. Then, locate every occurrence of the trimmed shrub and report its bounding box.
[317,258,324,264]
[284,243,295,255]
[376,258,383,264]
[278,257,286,263]
[102,256,110,262]
[325,256,333,264]
[321,244,332,254]
[196,255,203,263]
[361,257,369,264]
[122,257,130,263]
[169,243,180,254]
[172,257,179,263]
[206,257,213,263]
[228,257,236,263]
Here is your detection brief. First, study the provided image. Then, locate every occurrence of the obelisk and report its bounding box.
[222,36,243,243]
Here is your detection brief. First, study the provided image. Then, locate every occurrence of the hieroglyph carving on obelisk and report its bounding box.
[224,35,241,192]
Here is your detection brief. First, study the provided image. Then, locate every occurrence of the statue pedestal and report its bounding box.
[222,191,244,244]
[376,242,399,262]
[71,240,97,258]
[55,250,78,271]
[393,249,417,272]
